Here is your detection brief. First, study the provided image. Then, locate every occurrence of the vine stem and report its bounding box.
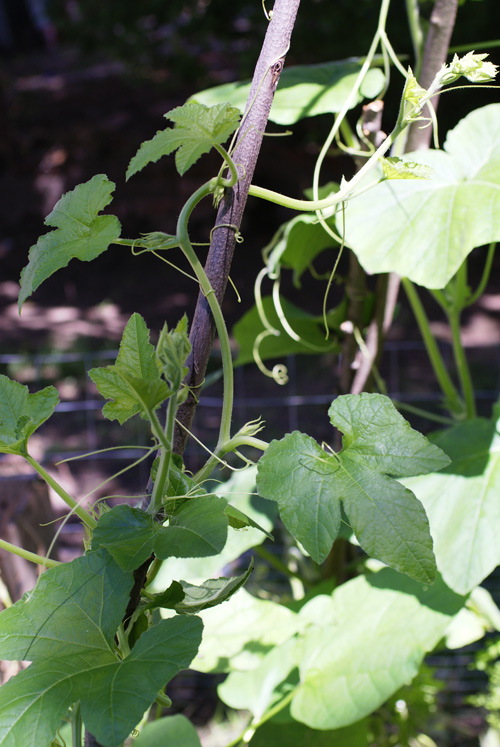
[0,538,60,568]
[450,262,476,418]
[149,391,178,514]
[401,278,463,413]
[176,181,236,448]
[224,686,301,747]
[24,454,97,529]
[248,119,404,212]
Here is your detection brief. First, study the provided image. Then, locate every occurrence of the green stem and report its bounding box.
[149,391,178,514]
[449,264,476,418]
[466,242,496,306]
[401,278,463,414]
[224,686,301,747]
[177,183,235,448]
[145,557,163,588]
[71,702,82,747]
[116,623,131,658]
[405,0,424,76]
[24,454,97,529]
[0,538,60,568]
[214,144,239,187]
[193,434,268,486]
[249,116,406,213]
[449,309,476,418]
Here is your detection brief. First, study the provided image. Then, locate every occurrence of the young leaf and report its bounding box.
[0,550,202,747]
[89,313,171,424]
[18,175,121,309]
[156,315,191,391]
[0,375,59,455]
[126,101,240,179]
[257,394,448,582]
[380,156,432,181]
[147,561,253,615]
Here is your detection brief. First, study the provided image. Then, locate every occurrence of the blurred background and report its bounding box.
[1,1,500,744]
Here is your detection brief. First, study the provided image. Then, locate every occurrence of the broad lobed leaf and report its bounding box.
[18,175,121,308]
[329,393,450,476]
[0,550,203,747]
[200,569,463,730]
[342,103,500,289]
[257,394,448,581]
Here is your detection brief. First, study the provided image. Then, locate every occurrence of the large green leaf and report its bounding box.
[19,175,121,308]
[289,570,463,730]
[89,313,170,424]
[0,376,58,455]
[257,394,447,581]
[342,103,500,289]
[127,101,240,178]
[403,416,500,594]
[192,60,385,125]
[0,550,203,747]
[92,496,228,570]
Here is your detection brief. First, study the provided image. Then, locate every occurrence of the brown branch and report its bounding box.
[174,0,302,453]
[406,0,458,152]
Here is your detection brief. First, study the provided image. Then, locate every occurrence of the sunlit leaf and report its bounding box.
[343,103,500,288]
[404,415,500,594]
[127,101,240,178]
[192,61,385,125]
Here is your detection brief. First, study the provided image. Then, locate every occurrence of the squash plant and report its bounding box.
[0,0,499,745]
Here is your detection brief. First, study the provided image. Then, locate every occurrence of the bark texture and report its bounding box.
[174,0,301,453]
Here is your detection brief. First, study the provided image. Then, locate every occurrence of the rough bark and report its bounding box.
[174,0,302,453]
[405,0,458,152]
